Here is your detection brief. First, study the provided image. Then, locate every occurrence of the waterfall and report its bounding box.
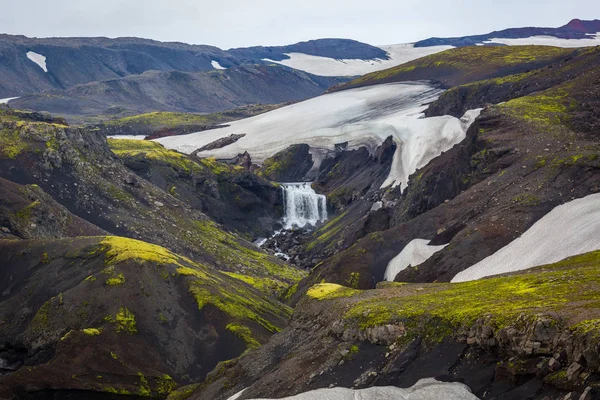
[281,183,327,229]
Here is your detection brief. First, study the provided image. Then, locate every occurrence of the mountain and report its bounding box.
[3,20,600,400]
[8,64,347,122]
[415,18,600,47]
[0,35,383,97]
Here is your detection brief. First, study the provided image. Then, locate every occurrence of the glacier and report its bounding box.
[228,378,477,400]
[263,43,453,77]
[384,239,448,281]
[482,34,600,48]
[26,51,48,72]
[452,193,600,282]
[156,82,481,191]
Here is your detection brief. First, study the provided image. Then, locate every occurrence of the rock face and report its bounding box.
[190,252,600,399]
[258,144,314,182]
[0,236,292,398]
[192,134,246,153]
[109,139,282,239]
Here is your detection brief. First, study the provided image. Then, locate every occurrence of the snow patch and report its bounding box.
[241,378,477,399]
[482,34,600,48]
[107,135,148,140]
[157,83,481,192]
[211,60,227,70]
[384,239,448,281]
[452,193,600,282]
[26,51,48,72]
[0,97,19,104]
[227,389,247,400]
[263,43,453,77]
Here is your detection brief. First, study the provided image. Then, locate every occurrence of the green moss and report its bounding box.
[82,328,102,336]
[105,272,126,286]
[137,372,151,397]
[156,374,177,396]
[226,323,261,350]
[512,193,541,206]
[498,88,575,127]
[166,384,201,400]
[306,283,361,300]
[108,139,204,174]
[223,272,288,296]
[337,250,600,341]
[0,127,28,158]
[345,45,573,88]
[15,200,40,220]
[178,266,290,333]
[115,307,137,334]
[199,157,244,175]
[100,236,192,267]
[282,283,299,301]
[347,272,360,289]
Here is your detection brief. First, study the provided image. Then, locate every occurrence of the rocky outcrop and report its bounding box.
[258,144,314,182]
[0,177,106,239]
[109,139,281,239]
[192,134,246,153]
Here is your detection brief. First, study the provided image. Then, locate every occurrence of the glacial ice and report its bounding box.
[211,60,227,70]
[156,82,481,191]
[26,51,48,72]
[263,43,453,77]
[233,378,477,400]
[384,239,448,281]
[452,193,600,282]
[107,135,148,140]
[482,34,600,48]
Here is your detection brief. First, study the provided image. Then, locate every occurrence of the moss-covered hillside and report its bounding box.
[95,103,283,139]
[0,236,292,398]
[333,45,576,91]
[0,108,304,297]
[193,251,600,399]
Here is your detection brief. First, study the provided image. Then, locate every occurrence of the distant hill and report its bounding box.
[415,18,600,47]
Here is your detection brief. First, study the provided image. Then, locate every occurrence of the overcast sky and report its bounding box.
[1,0,598,49]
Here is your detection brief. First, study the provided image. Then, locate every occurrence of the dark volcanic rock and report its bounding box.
[192,133,246,153]
[259,144,314,182]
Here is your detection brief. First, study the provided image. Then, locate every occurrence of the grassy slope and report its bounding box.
[308,250,600,343]
[334,45,575,91]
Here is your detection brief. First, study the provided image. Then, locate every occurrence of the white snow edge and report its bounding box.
[384,239,448,281]
[26,51,48,72]
[452,192,600,282]
[211,60,227,70]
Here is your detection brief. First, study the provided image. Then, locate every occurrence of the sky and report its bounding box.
[1,0,599,49]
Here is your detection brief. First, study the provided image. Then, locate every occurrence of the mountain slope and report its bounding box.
[9,64,348,121]
[0,105,305,295]
[332,45,575,91]
[0,236,292,398]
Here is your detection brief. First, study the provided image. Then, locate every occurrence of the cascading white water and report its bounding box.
[281,183,327,229]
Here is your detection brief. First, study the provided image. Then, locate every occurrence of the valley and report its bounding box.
[1,16,600,400]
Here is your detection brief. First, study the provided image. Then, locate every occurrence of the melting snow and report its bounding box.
[482,34,600,48]
[0,97,19,104]
[452,193,600,282]
[263,43,453,77]
[384,239,448,281]
[238,378,477,399]
[156,82,481,191]
[26,51,48,72]
[211,60,227,70]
